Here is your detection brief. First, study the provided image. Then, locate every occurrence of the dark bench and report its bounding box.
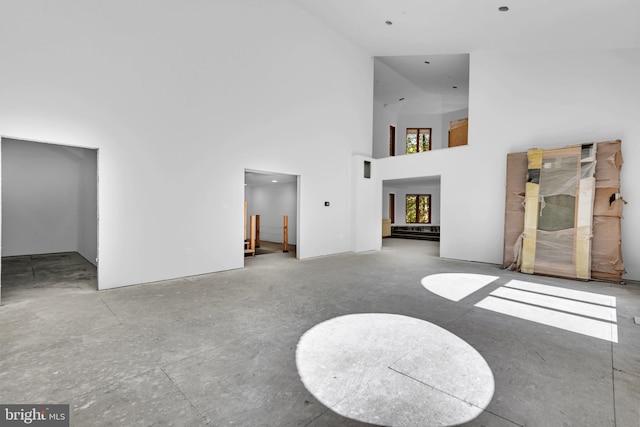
[390,225,440,241]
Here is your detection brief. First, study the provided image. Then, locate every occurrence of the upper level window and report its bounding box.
[406,128,431,154]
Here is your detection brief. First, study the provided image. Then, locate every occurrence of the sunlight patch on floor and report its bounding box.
[420,274,619,343]
[296,313,495,427]
[420,273,499,302]
[476,280,618,343]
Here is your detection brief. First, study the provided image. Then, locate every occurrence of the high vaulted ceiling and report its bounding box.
[295,0,639,114]
[374,54,469,110]
[293,0,640,56]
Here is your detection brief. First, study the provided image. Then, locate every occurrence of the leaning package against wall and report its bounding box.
[503,140,625,282]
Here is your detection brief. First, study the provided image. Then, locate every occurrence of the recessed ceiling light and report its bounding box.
[272,180,278,183]
[385,20,393,25]
[498,6,509,12]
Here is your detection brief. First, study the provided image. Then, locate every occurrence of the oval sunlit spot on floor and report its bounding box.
[296,313,495,427]
[421,273,500,302]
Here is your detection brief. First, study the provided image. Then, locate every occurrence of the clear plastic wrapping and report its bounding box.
[503,140,624,281]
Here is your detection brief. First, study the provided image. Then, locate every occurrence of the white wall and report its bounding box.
[373,104,469,157]
[383,183,441,226]
[2,139,78,255]
[77,148,98,264]
[352,155,381,252]
[246,181,297,245]
[1,139,97,263]
[382,109,468,156]
[372,56,470,158]
[372,100,397,159]
[0,0,373,290]
[375,47,640,280]
[397,109,469,153]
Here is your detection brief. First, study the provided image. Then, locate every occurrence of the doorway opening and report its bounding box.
[1,137,98,305]
[244,169,299,263]
[382,176,441,254]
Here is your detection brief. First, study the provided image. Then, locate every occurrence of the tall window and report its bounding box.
[406,194,431,224]
[389,125,396,156]
[406,128,431,154]
[389,193,395,224]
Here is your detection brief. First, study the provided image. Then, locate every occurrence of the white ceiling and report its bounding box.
[293,0,640,56]
[374,54,469,110]
[296,0,639,114]
[378,54,469,95]
[293,0,639,190]
[245,171,297,187]
[384,176,441,187]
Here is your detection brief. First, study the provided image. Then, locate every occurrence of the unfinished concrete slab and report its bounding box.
[1,240,638,426]
[296,313,494,426]
[1,252,96,291]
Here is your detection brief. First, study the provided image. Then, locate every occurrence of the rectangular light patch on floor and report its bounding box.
[490,287,617,322]
[504,279,616,307]
[475,280,618,343]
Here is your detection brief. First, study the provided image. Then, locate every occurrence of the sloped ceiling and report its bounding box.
[292,0,640,56]
[292,0,639,190]
[295,0,639,115]
[374,54,469,111]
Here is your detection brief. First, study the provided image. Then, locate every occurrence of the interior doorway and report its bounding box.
[382,176,441,252]
[1,137,98,305]
[244,169,299,262]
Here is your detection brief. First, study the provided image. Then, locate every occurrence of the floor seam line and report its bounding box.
[443,304,477,328]
[611,341,618,427]
[387,366,477,406]
[68,367,159,402]
[100,298,119,322]
[160,367,209,425]
[303,407,331,427]
[387,366,524,427]
[613,367,640,378]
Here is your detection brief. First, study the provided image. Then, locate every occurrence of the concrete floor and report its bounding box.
[1,240,639,426]
[252,241,296,257]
